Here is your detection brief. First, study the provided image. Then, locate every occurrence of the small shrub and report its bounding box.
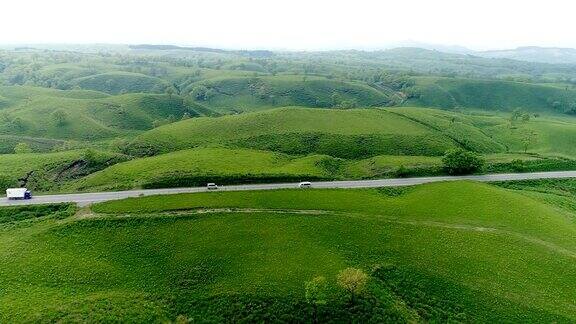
[509,159,525,172]
[51,109,68,126]
[305,276,327,322]
[305,276,327,306]
[337,268,369,302]
[14,142,32,154]
[394,165,410,178]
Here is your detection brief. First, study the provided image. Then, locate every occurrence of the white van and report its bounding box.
[206,183,218,190]
[298,181,312,188]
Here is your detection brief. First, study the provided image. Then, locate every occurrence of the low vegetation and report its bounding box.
[0,150,128,192]
[407,77,576,114]
[125,107,456,157]
[2,44,576,322]
[0,86,202,140]
[1,181,574,322]
[442,148,485,175]
[71,147,337,191]
[0,203,75,224]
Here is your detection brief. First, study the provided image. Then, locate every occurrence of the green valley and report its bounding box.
[1,181,575,322]
[0,42,576,323]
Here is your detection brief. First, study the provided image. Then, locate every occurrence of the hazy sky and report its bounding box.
[1,0,574,50]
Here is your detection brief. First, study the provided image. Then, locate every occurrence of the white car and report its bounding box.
[206,183,218,190]
[298,181,312,188]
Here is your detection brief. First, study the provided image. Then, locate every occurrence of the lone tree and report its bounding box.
[14,142,32,154]
[521,130,538,153]
[442,148,484,175]
[336,268,368,302]
[190,85,211,101]
[510,108,523,122]
[304,276,327,323]
[51,109,68,126]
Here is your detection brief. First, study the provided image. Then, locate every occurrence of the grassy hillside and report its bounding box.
[71,147,338,191]
[343,152,561,179]
[71,146,570,192]
[126,107,462,157]
[127,106,576,159]
[407,77,576,113]
[0,135,66,154]
[1,182,574,322]
[0,86,201,140]
[0,106,571,193]
[72,71,169,94]
[390,107,576,158]
[186,75,391,113]
[494,178,576,215]
[0,150,128,192]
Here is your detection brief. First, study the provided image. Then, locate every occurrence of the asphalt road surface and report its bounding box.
[2,170,576,207]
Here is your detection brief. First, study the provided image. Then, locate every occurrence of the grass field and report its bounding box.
[0,86,201,140]
[189,75,391,113]
[0,150,128,192]
[0,135,66,154]
[71,147,338,191]
[127,106,576,159]
[0,105,573,193]
[3,47,576,322]
[406,76,576,113]
[0,181,574,322]
[391,107,576,158]
[71,71,169,94]
[71,146,569,191]
[126,107,462,157]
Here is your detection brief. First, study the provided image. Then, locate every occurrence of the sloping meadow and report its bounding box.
[1,181,574,322]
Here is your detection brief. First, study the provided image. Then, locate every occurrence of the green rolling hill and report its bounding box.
[0,104,574,193]
[185,75,391,113]
[1,181,575,322]
[70,147,557,192]
[126,107,461,157]
[0,150,128,192]
[406,77,576,113]
[70,147,338,191]
[0,86,203,141]
[2,45,576,323]
[127,106,576,158]
[71,71,169,94]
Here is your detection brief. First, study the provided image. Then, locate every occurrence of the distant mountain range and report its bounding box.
[476,47,576,64]
[385,44,576,65]
[130,43,576,65]
[6,43,576,65]
[129,44,274,57]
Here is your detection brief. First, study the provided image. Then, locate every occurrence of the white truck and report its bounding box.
[6,188,32,200]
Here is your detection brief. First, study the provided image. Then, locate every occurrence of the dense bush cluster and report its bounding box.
[442,149,485,175]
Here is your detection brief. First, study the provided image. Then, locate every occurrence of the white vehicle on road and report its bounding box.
[2,171,576,207]
[6,188,32,200]
[206,183,218,190]
[298,181,312,188]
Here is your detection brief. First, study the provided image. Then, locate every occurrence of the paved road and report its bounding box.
[2,171,576,207]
